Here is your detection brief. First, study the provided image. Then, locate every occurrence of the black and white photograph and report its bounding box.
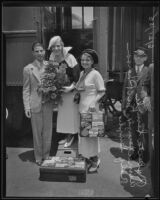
[1,1,159,198]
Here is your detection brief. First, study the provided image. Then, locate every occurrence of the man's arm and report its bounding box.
[23,67,31,118]
[141,64,153,112]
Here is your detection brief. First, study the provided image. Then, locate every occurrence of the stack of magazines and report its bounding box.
[41,157,85,169]
[80,111,105,137]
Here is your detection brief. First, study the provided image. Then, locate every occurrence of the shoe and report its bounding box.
[64,136,74,148]
[129,152,139,161]
[88,159,100,173]
[58,139,67,145]
[35,160,42,166]
[42,156,52,161]
[86,158,92,170]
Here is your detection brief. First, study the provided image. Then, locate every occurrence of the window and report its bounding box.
[72,7,93,29]
[42,6,93,59]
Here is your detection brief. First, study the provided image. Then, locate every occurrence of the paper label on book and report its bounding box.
[92,113,103,121]
[92,122,104,127]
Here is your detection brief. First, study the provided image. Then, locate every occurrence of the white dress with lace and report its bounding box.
[78,69,105,158]
[49,48,80,134]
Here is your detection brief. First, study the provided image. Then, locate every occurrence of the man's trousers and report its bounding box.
[31,103,53,161]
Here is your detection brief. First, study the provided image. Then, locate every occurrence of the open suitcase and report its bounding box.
[80,111,105,137]
[39,156,86,182]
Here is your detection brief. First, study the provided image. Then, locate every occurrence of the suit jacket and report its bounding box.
[23,60,47,113]
[143,63,154,130]
[122,65,150,110]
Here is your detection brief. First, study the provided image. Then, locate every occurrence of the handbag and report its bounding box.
[74,68,93,104]
[73,92,81,104]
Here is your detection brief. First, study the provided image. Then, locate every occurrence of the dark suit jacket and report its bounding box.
[122,65,150,111]
[142,63,154,130]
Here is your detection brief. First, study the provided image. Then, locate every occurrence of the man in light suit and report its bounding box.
[122,47,151,166]
[23,42,54,166]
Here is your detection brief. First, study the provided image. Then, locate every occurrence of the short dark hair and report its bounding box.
[32,41,44,51]
[81,49,99,64]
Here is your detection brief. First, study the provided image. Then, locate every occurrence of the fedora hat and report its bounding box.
[133,47,148,57]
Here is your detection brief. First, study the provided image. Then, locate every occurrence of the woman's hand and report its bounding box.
[62,83,75,93]
[77,87,85,92]
[62,87,72,93]
[88,100,97,112]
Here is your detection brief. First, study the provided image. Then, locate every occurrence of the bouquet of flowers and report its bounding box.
[37,60,71,105]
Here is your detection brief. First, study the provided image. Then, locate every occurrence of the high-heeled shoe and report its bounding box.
[88,159,100,173]
[64,136,74,148]
[58,138,67,145]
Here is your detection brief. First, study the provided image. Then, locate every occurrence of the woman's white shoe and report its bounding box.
[88,159,100,173]
[58,139,67,145]
[64,136,74,148]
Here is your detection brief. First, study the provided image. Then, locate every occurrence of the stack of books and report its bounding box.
[80,111,105,137]
[39,156,86,182]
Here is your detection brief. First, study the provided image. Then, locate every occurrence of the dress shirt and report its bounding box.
[135,64,144,74]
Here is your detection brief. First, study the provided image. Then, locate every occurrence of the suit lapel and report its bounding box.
[131,67,137,77]
[137,66,147,83]
[31,61,42,83]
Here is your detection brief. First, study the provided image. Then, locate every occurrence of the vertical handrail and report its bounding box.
[112,7,117,72]
[120,7,125,82]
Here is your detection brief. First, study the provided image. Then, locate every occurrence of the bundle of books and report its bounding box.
[39,156,86,182]
[41,157,85,169]
[80,111,105,137]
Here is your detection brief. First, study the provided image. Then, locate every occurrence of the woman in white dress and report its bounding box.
[76,49,106,173]
[48,36,80,148]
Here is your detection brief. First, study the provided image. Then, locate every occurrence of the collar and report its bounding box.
[50,47,72,60]
[34,60,45,69]
[63,47,72,57]
[49,47,77,68]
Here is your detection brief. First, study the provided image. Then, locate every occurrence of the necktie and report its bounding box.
[137,67,140,76]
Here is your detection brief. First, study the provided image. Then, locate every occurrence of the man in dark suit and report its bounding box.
[121,47,151,166]
[146,31,159,198]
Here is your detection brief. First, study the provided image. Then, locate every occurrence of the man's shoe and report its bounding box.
[35,160,42,166]
[43,156,52,161]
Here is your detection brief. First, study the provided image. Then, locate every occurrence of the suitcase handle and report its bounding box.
[64,150,72,154]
